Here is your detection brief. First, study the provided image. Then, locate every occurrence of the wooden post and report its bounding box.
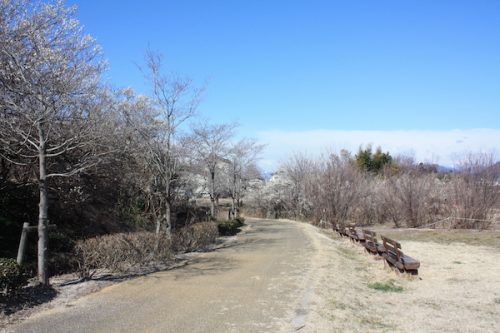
[17,222,30,265]
[16,222,56,266]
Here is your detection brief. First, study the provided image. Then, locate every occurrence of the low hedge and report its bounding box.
[74,222,220,278]
[74,232,172,278]
[171,222,219,253]
[217,217,245,236]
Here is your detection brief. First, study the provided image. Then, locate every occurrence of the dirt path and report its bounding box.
[8,218,500,332]
[10,219,329,333]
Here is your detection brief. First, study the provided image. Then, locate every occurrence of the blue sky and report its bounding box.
[68,0,500,169]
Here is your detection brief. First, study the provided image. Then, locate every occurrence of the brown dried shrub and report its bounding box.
[171,222,219,253]
[74,231,171,278]
[447,154,500,229]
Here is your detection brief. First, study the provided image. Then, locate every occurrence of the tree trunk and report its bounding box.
[235,198,241,218]
[155,216,162,234]
[153,199,161,255]
[230,172,237,219]
[215,197,220,217]
[165,133,172,237]
[210,197,216,218]
[235,177,241,218]
[165,199,172,237]
[210,170,216,218]
[231,197,236,220]
[37,122,49,286]
[153,197,161,235]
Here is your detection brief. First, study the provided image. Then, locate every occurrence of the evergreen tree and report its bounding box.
[355,146,392,173]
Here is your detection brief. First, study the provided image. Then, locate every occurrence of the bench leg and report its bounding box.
[406,269,418,276]
[383,260,404,274]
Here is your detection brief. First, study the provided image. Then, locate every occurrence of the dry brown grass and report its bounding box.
[306,228,500,333]
[369,226,500,248]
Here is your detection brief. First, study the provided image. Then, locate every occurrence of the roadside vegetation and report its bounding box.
[1,1,499,325]
[246,148,499,232]
[217,217,245,236]
[0,0,263,292]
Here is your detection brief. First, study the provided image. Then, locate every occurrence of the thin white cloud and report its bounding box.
[257,128,500,171]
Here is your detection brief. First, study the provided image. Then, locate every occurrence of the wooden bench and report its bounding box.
[333,223,348,237]
[346,225,356,240]
[332,223,341,235]
[362,230,385,255]
[347,225,365,243]
[381,235,420,274]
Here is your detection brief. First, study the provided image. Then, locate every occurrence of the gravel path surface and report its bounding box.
[7,218,500,332]
[9,218,330,333]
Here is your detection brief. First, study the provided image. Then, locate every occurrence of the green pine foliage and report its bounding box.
[355,146,392,173]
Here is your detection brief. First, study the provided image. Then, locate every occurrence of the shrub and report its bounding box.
[447,154,499,229]
[171,222,219,253]
[217,218,245,236]
[233,217,245,227]
[384,173,445,228]
[74,223,220,278]
[0,258,28,294]
[48,231,77,275]
[74,232,171,278]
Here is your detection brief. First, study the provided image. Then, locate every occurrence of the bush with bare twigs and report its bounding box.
[74,222,219,278]
[382,172,446,227]
[74,232,171,278]
[171,222,219,252]
[248,151,498,230]
[446,154,500,229]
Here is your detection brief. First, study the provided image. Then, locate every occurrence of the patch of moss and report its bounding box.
[368,280,403,293]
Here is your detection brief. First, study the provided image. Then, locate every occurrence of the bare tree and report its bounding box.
[143,50,201,236]
[319,152,364,226]
[449,153,499,228]
[115,89,166,232]
[190,122,237,218]
[227,139,264,218]
[258,169,295,219]
[282,152,314,219]
[122,50,201,238]
[0,0,105,285]
[383,171,442,227]
[146,50,202,235]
